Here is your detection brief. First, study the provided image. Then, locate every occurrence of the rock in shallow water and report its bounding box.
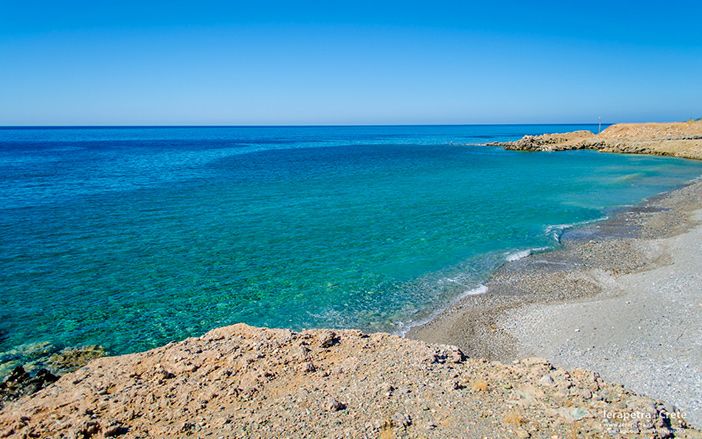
[0,343,107,407]
[1,343,106,378]
[0,366,58,409]
[46,345,106,375]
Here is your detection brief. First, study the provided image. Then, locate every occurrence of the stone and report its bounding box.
[77,420,101,437]
[392,412,412,427]
[104,422,129,436]
[326,397,346,411]
[318,332,340,349]
[0,366,58,408]
[539,374,555,386]
[301,362,316,373]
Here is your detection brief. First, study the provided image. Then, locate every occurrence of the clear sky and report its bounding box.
[1,1,701,125]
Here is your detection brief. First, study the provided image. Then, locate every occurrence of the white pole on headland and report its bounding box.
[598,116,602,135]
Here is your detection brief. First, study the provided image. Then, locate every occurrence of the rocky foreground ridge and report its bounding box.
[488,120,702,160]
[1,324,697,438]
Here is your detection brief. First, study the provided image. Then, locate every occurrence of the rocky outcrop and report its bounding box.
[0,324,696,437]
[488,120,702,160]
[0,342,106,378]
[495,130,601,151]
[0,344,106,409]
[0,367,57,410]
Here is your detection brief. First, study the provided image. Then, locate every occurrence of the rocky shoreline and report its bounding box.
[486,120,702,160]
[0,344,106,410]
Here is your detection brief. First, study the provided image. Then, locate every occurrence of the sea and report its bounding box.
[2,125,701,364]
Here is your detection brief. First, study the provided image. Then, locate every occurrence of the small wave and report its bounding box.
[506,249,531,261]
[545,217,607,243]
[463,284,488,296]
[613,173,644,183]
[505,247,548,262]
[396,284,487,337]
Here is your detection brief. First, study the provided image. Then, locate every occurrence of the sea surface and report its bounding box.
[2,125,701,362]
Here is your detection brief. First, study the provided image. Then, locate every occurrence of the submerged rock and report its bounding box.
[0,343,107,406]
[47,345,106,375]
[0,342,59,378]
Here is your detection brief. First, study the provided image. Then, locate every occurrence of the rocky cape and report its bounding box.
[0,324,698,438]
[487,120,702,160]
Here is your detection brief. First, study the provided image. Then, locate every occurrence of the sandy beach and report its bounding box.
[410,178,702,426]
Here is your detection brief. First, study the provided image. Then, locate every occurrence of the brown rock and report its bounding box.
[326,397,346,411]
[0,324,696,438]
[489,120,702,160]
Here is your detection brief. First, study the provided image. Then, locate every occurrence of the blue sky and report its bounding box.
[1,1,701,125]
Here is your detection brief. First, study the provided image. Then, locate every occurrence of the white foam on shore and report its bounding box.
[397,216,609,338]
[463,284,488,296]
[396,284,488,337]
[505,247,549,262]
[506,249,531,262]
[545,216,608,243]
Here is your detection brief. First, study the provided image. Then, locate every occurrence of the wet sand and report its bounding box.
[409,178,702,425]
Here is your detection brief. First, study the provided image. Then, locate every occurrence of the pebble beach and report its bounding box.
[410,178,702,426]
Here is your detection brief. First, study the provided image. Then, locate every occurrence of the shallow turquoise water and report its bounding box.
[1,125,701,356]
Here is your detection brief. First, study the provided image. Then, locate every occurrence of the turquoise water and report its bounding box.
[1,125,701,357]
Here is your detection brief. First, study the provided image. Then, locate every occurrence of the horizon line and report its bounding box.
[0,122,610,129]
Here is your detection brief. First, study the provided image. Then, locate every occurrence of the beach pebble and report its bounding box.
[392,412,412,427]
[326,397,346,411]
[318,332,340,349]
[539,374,555,386]
[301,362,316,373]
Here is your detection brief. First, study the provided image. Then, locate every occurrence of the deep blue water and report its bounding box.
[1,125,701,364]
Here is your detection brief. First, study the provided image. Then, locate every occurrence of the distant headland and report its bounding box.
[488,120,702,160]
